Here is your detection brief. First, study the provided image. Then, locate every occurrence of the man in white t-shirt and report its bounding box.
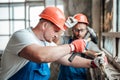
[0,6,107,80]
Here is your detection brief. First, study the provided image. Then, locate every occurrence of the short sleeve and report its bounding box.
[6,29,39,55]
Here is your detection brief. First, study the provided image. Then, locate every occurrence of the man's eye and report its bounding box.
[74,29,86,32]
[55,30,59,32]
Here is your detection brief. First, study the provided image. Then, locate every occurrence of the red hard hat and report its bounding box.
[74,13,89,25]
[39,7,66,31]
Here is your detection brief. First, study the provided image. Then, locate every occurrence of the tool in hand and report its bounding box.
[68,52,82,62]
[68,40,101,62]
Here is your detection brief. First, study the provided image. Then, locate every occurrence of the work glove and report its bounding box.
[65,17,78,28]
[70,39,86,53]
[91,55,108,68]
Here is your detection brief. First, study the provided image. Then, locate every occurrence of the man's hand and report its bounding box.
[91,55,108,68]
[65,17,78,28]
[70,39,86,53]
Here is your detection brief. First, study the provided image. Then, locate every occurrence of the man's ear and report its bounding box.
[42,22,48,30]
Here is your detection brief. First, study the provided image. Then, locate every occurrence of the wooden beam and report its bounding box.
[102,32,120,38]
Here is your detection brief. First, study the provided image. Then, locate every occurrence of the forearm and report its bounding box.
[71,56,91,68]
[85,50,97,58]
[19,43,72,63]
[38,44,72,62]
[57,54,92,68]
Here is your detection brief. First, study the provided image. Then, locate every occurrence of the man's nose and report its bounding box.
[78,31,82,35]
[54,34,58,39]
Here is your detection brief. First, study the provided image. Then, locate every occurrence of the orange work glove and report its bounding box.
[70,39,86,53]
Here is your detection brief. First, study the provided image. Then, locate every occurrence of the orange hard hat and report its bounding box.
[74,13,89,25]
[39,6,66,31]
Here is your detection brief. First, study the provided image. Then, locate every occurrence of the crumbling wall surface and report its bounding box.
[63,0,92,25]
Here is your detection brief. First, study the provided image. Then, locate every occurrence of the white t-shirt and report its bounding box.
[0,27,56,80]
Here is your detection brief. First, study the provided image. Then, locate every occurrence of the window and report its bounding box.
[0,0,64,50]
[0,0,45,50]
[101,0,120,67]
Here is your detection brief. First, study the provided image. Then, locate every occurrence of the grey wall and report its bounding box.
[63,0,92,26]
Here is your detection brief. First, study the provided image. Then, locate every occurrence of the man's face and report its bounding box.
[44,22,61,42]
[72,23,87,39]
